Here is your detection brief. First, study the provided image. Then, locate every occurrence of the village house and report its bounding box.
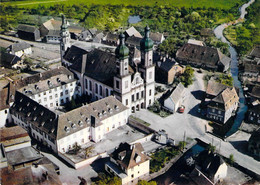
[154,54,184,84]
[247,85,260,103]
[248,128,260,158]
[247,104,260,124]
[124,26,142,39]
[205,79,239,124]
[125,36,142,49]
[93,32,104,43]
[163,82,186,113]
[10,92,129,153]
[176,43,230,72]
[7,41,32,57]
[40,17,76,44]
[105,142,150,185]
[79,28,97,41]
[150,32,165,45]
[68,25,85,40]
[0,51,23,69]
[0,126,31,152]
[67,27,155,112]
[240,58,260,84]
[0,82,15,127]
[102,33,119,46]
[195,150,228,184]
[15,66,81,109]
[17,24,41,41]
[1,162,62,185]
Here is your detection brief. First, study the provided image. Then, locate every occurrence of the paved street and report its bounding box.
[134,70,208,142]
[134,70,260,177]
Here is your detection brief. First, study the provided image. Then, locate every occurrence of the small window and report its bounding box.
[95,84,98,93]
[116,80,120,89]
[65,90,69,95]
[149,71,152,79]
[149,89,152,96]
[126,99,128,106]
[132,94,134,101]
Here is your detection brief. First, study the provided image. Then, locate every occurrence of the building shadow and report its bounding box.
[229,140,248,154]
[190,90,205,101]
[90,157,110,181]
[187,103,203,119]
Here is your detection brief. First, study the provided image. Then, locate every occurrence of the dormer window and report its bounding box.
[40,111,44,116]
[41,121,45,126]
[98,112,102,118]
[64,126,70,132]
[33,106,37,111]
[108,108,112,113]
[35,85,39,90]
[20,98,23,102]
[86,118,90,124]
[27,102,30,107]
[57,78,61,83]
[27,112,31,117]
[33,116,37,121]
[135,155,141,163]
[19,107,22,111]
[47,80,52,86]
[78,121,83,127]
[50,128,55,133]
[71,123,76,129]
[102,110,107,115]
[115,105,119,111]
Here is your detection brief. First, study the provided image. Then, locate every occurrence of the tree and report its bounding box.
[178,141,187,151]
[93,173,121,185]
[207,144,216,153]
[179,65,194,87]
[229,154,235,165]
[84,146,94,159]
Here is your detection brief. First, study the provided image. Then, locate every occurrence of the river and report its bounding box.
[214,0,255,137]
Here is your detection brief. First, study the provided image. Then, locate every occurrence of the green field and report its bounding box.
[1,0,247,9]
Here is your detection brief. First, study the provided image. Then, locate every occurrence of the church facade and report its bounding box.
[60,22,155,112]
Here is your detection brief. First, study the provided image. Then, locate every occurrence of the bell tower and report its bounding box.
[139,26,155,108]
[113,33,132,109]
[60,14,71,66]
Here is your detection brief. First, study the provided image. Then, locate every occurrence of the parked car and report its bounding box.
[178,105,185,113]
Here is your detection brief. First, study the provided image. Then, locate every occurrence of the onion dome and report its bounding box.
[140,26,153,52]
[115,33,129,59]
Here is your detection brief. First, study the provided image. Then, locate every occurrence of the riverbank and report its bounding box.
[213,0,257,137]
[222,0,259,55]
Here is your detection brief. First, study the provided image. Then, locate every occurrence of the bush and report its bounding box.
[179,66,194,87]
[229,154,235,165]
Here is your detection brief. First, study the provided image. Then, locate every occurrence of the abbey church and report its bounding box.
[60,15,155,113]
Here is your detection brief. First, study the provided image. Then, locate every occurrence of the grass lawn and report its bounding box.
[2,0,246,9]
